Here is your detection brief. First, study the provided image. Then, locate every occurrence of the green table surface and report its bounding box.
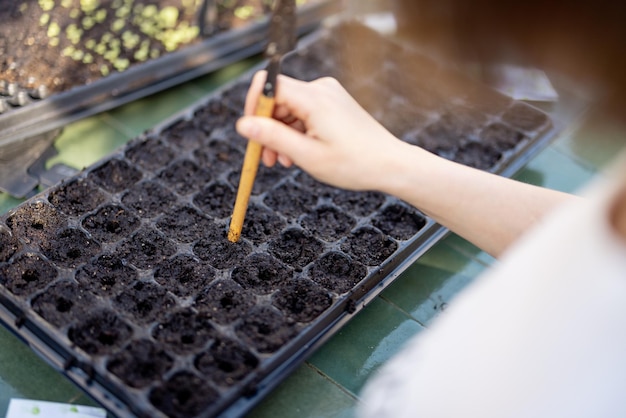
[1,24,624,418]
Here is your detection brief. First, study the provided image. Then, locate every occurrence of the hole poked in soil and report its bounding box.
[48,178,105,217]
[195,338,259,387]
[231,253,293,295]
[0,226,19,262]
[118,227,177,270]
[372,204,427,241]
[88,159,142,194]
[149,371,219,418]
[235,305,298,354]
[158,159,211,195]
[300,206,355,242]
[264,180,318,218]
[308,251,368,294]
[82,204,140,243]
[107,339,174,389]
[154,254,215,298]
[0,253,58,296]
[125,137,176,172]
[153,308,216,355]
[192,181,235,219]
[114,281,176,325]
[241,204,286,245]
[193,233,252,270]
[331,190,387,217]
[121,180,177,219]
[267,227,324,270]
[340,227,398,266]
[31,280,95,327]
[75,253,137,296]
[41,228,101,268]
[194,279,255,325]
[5,201,65,245]
[272,279,333,323]
[454,142,503,170]
[68,309,133,356]
[156,205,214,244]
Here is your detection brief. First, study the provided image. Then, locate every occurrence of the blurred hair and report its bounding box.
[392,0,626,116]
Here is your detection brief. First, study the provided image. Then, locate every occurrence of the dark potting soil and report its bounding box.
[0,20,552,418]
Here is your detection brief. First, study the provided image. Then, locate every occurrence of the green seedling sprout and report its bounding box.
[47,21,61,38]
[39,13,50,26]
[38,0,55,12]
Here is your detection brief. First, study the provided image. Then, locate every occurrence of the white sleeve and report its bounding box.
[358,166,626,418]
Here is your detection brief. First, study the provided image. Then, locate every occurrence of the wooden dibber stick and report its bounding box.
[227,0,296,243]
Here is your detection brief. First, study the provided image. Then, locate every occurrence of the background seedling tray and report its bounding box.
[0,0,338,198]
[0,20,559,418]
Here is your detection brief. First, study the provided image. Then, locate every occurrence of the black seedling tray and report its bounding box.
[0,20,559,418]
[0,0,338,198]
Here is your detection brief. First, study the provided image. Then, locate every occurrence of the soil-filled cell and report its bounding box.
[114,281,176,325]
[41,228,101,268]
[156,205,214,244]
[5,201,65,246]
[502,102,550,132]
[153,308,216,355]
[195,338,259,387]
[125,138,176,172]
[308,251,368,294]
[267,228,324,270]
[454,142,502,170]
[193,182,236,219]
[161,119,207,151]
[88,159,143,194]
[149,371,219,418]
[158,159,211,195]
[154,254,216,298]
[0,253,57,296]
[193,233,252,270]
[194,279,255,325]
[331,190,387,217]
[75,253,137,296]
[340,227,398,266]
[372,204,427,241]
[272,279,333,323]
[118,227,177,270]
[121,180,177,219]
[68,309,133,356]
[264,181,318,218]
[31,280,95,327]
[194,139,244,176]
[106,339,174,389]
[231,253,293,295]
[0,226,19,262]
[240,204,286,245]
[48,178,105,217]
[235,305,298,354]
[480,122,527,151]
[294,171,337,199]
[300,206,355,242]
[192,99,241,135]
[82,204,140,243]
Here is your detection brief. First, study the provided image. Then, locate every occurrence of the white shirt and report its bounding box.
[358,156,626,417]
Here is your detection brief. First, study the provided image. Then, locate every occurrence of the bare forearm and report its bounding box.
[378,142,578,258]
